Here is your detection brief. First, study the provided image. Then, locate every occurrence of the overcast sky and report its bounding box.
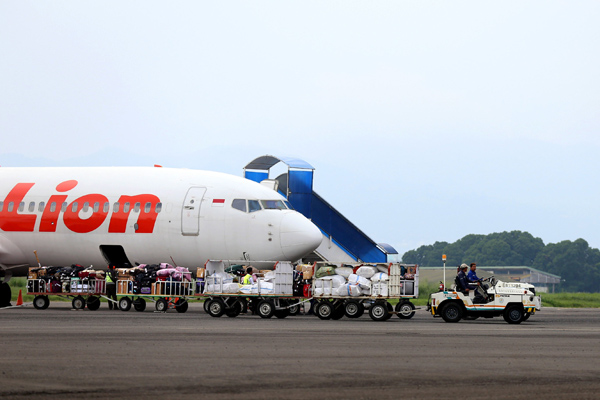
[1,1,599,259]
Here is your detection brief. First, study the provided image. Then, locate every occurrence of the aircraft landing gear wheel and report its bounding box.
[87,296,100,311]
[155,298,169,313]
[369,302,389,321]
[119,296,132,311]
[1,282,12,307]
[440,302,462,323]
[344,300,364,318]
[395,301,416,319]
[503,305,523,324]
[175,299,188,313]
[257,300,275,319]
[72,296,86,310]
[33,295,50,310]
[316,301,333,320]
[134,298,147,312]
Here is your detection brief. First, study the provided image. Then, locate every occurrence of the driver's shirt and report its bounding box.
[468,270,480,282]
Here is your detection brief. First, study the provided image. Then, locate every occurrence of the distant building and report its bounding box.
[419,266,561,293]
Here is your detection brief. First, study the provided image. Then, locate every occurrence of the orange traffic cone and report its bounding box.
[16,290,23,306]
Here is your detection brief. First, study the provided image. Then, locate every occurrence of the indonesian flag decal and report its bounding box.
[212,199,225,207]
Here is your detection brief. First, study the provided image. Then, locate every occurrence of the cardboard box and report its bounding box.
[196,268,206,279]
[28,268,38,280]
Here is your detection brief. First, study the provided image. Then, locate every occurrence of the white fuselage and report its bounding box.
[0,167,323,274]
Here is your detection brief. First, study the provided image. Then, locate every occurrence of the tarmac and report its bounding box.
[1,303,599,400]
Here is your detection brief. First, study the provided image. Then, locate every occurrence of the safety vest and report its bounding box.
[242,274,253,285]
[106,270,115,284]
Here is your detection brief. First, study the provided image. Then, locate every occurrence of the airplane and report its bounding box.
[0,166,323,306]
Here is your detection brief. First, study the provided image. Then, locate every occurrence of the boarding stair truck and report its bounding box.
[202,260,300,319]
[427,276,542,324]
[310,262,419,322]
[27,267,106,311]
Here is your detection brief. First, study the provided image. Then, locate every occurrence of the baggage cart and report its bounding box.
[309,262,419,321]
[115,278,195,313]
[27,277,106,311]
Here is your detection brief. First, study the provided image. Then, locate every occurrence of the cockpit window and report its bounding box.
[232,199,247,212]
[260,200,287,210]
[248,200,261,213]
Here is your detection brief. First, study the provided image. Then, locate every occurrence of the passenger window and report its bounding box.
[71,202,78,212]
[93,202,100,213]
[144,202,151,213]
[113,202,120,213]
[38,202,45,212]
[61,202,67,212]
[155,203,162,213]
[248,200,261,213]
[134,202,141,212]
[123,202,130,213]
[0,201,3,212]
[83,202,90,212]
[50,202,56,213]
[232,199,247,212]
[19,202,25,212]
[29,202,35,212]
[103,202,109,213]
[7,202,13,212]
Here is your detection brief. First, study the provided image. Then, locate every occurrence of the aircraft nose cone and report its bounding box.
[280,212,323,260]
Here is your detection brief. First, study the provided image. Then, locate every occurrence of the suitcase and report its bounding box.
[140,286,152,294]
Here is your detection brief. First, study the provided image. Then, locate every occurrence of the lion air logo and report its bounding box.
[0,181,161,234]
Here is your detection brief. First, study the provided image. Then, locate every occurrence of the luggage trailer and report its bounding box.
[201,260,303,318]
[27,278,107,311]
[309,262,419,321]
[115,279,195,313]
[200,260,420,321]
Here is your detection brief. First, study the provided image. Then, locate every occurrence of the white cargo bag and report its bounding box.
[371,272,389,282]
[335,267,353,278]
[348,274,371,290]
[356,266,378,279]
[335,284,361,297]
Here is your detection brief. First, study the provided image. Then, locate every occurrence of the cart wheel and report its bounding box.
[384,302,394,320]
[175,299,189,313]
[134,298,147,312]
[72,296,86,310]
[119,296,132,311]
[87,296,101,311]
[395,301,416,319]
[316,301,333,320]
[33,295,50,310]
[257,300,275,319]
[203,299,212,314]
[288,302,300,316]
[368,302,389,322]
[207,298,225,317]
[344,300,364,318]
[274,308,290,319]
[155,298,169,312]
[225,300,242,317]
